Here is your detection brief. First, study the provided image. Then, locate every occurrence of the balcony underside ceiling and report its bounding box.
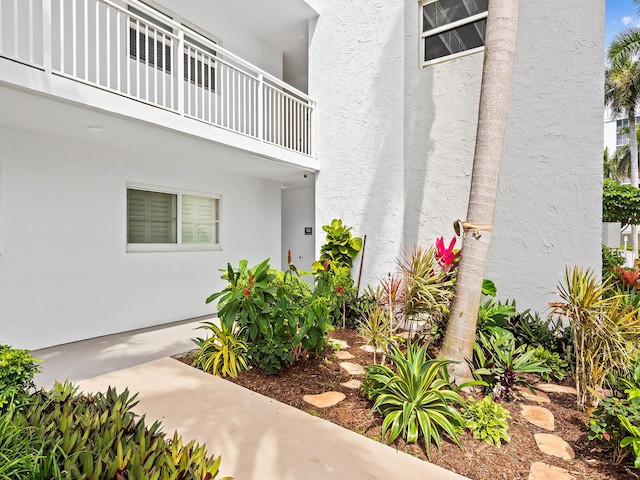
[0,83,315,189]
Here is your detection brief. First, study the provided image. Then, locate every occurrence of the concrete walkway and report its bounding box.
[33,320,469,480]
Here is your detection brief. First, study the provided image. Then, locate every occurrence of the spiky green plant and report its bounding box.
[550,266,640,412]
[398,246,454,328]
[364,342,467,458]
[192,322,249,378]
[357,306,392,364]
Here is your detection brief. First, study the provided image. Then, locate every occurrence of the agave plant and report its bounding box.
[365,342,467,458]
[192,321,249,378]
[550,266,640,412]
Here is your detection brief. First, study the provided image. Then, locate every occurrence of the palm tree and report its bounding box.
[607,0,640,65]
[438,0,520,383]
[603,147,622,181]
[605,54,640,260]
[609,125,640,182]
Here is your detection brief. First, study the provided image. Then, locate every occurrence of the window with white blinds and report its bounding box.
[127,187,220,251]
[181,195,219,244]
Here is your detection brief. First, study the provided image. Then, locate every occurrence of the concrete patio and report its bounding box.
[33,319,468,480]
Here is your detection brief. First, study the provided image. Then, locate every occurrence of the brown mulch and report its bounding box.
[175,328,639,480]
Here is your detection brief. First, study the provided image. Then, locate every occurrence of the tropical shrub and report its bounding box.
[0,345,41,413]
[476,299,517,339]
[528,346,568,383]
[589,395,640,465]
[364,342,467,458]
[460,396,511,446]
[550,266,640,412]
[8,381,230,480]
[471,331,549,400]
[315,218,362,269]
[603,244,625,280]
[509,309,573,358]
[206,259,333,373]
[0,409,33,480]
[192,322,249,378]
[603,178,640,227]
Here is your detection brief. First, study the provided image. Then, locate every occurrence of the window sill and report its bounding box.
[422,46,484,68]
[126,244,222,253]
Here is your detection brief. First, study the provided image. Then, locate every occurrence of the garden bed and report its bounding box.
[176,328,637,480]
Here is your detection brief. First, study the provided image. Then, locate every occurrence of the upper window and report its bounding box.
[127,187,220,252]
[127,5,217,90]
[421,0,488,65]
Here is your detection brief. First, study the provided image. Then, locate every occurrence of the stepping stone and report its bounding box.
[529,462,573,480]
[340,362,365,375]
[327,338,349,350]
[335,351,354,360]
[303,391,346,408]
[534,384,578,395]
[360,345,384,354]
[340,379,362,390]
[521,405,555,431]
[534,433,575,460]
[516,386,551,403]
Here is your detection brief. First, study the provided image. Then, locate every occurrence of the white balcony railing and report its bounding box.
[0,0,314,156]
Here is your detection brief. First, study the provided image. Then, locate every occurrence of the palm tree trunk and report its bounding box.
[630,113,639,262]
[438,0,520,384]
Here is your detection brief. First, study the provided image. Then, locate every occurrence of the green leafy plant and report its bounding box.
[528,346,568,383]
[0,345,41,413]
[476,299,517,339]
[0,407,33,480]
[471,331,550,400]
[8,381,231,480]
[460,396,511,446]
[603,244,626,281]
[550,266,640,412]
[603,178,640,227]
[192,322,249,378]
[509,309,573,358]
[206,259,332,373]
[620,415,640,469]
[314,219,362,269]
[589,395,640,465]
[364,342,468,458]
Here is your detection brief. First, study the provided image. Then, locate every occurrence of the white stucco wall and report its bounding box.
[309,0,406,287]
[406,0,604,312]
[312,0,603,313]
[486,0,603,310]
[0,129,281,350]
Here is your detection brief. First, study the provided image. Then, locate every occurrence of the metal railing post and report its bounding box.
[177,29,184,115]
[42,0,52,72]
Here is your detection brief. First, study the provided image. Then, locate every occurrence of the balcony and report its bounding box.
[0,0,315,157]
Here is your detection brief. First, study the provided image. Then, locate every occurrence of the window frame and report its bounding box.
[126,183,222,253]
[420,0,488,67]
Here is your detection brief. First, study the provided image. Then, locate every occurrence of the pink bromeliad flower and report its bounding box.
[435,236,460,271]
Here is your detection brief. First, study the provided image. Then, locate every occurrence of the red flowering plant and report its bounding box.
[613,266,640,291]
[435,236,461,274]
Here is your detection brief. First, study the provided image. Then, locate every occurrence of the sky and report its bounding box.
[606,0,640,48]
